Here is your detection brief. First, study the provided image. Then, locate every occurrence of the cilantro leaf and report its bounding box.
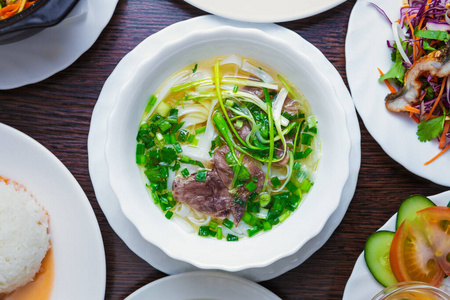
[379,44,407,84]
[416,115,445,142]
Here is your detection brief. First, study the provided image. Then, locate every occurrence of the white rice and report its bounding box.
[0,179,50,294]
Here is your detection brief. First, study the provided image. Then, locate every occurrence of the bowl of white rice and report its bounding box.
[0,177,50,295]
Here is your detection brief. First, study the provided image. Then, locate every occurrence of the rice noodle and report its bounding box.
[187,209,211,226]
[220,54,243,68]
[173,202,191,218]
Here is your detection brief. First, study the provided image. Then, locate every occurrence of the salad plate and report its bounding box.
[343,190,450,300]
[0,123,106,299]
[88,15,360,281]
[346,0,450,187]
[184,0,346,23]
[125,271,281,300]
[0,0,118,90]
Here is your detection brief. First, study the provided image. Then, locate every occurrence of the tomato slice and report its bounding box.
[417,206,450,275]
[390,219,445,286]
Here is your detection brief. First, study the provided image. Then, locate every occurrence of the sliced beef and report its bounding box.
[282,96,301,116]
[214,145,265,201]
[172,170,234,220]
[241,85,264,99]
[241,75,264,99]
[274,138,292,166]
[172,145,265,225]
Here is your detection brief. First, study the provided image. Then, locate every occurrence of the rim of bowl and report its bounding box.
[104,25,352,271]
[0,0,79,34]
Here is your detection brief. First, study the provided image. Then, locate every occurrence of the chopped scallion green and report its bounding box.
[195,126,206,135]
[226,234,238,241]
[165,211,174,219]
[181,168,190,178]
[195,170,207,181]
[222,218,233,229]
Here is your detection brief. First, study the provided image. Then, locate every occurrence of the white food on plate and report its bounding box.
[0,180,50,294]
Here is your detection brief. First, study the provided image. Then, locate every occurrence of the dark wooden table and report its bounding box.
[1,0,448,299]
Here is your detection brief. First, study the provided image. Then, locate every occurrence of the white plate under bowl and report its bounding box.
[88,15,360,281]
[104,21,351,271]
[125,271,281,300]
[346,0,450,187]
[184,0,346,23]
[0,123,106,299]
[343,191,450,300]
[0,0,118,90]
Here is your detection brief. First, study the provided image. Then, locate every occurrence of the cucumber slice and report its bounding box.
[396,195,436,230]
[364,231,398,287]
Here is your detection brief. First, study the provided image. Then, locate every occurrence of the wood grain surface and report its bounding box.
[0,0,448,299]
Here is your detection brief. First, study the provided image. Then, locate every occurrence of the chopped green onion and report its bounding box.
[235,119,244,129]
[270,176,281,188]
[286,181,298,194]
[192,63,198,73]
[155,132,165,148]
[171,121,185,133]
[173,143,182,154]
[293,162,302,170]
[263,221,272,231]
[167,109,178,124]
[233,85,239,93]
[158,119,172,133]
[301,133,314,146]
[216,227,223,240]
[248,226,262,237]
[145,95,157,113]
[178,129,189,142]
[181,168,190,178]
[259,192,271,207]
[187,133,196,143]
[195,170,207,181]
[195,126,206,135]
[226,234,238,241]
[222,218,233,229]
[245,181,257,192]
[198,226,210,237]
[300,178,313,192]
[247,202,259,213]
[225,99,234,107]
[209,220,218,229]
[155,101,172,117]
[165,211,174,219]
[136,154,146,164]
[136,143,145,155]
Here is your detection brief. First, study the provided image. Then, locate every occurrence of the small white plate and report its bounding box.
[343,191,450,300]
[346,0,450,187]
[125,271,281,300]
[0,123,106,299]
[0,0,118,90]
[88,15,360,281]
[184,0,346,23]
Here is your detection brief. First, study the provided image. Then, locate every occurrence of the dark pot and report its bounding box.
[0,0,79,44]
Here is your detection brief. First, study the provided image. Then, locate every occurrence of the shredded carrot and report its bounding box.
[427,76,447,119]
[425,143,450,165]
[404,11,417,62]
[404,105,420,114]
[410,113,420,123]
[378,68,397,93]
[439,120,450,149]
[0,4,19,16]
